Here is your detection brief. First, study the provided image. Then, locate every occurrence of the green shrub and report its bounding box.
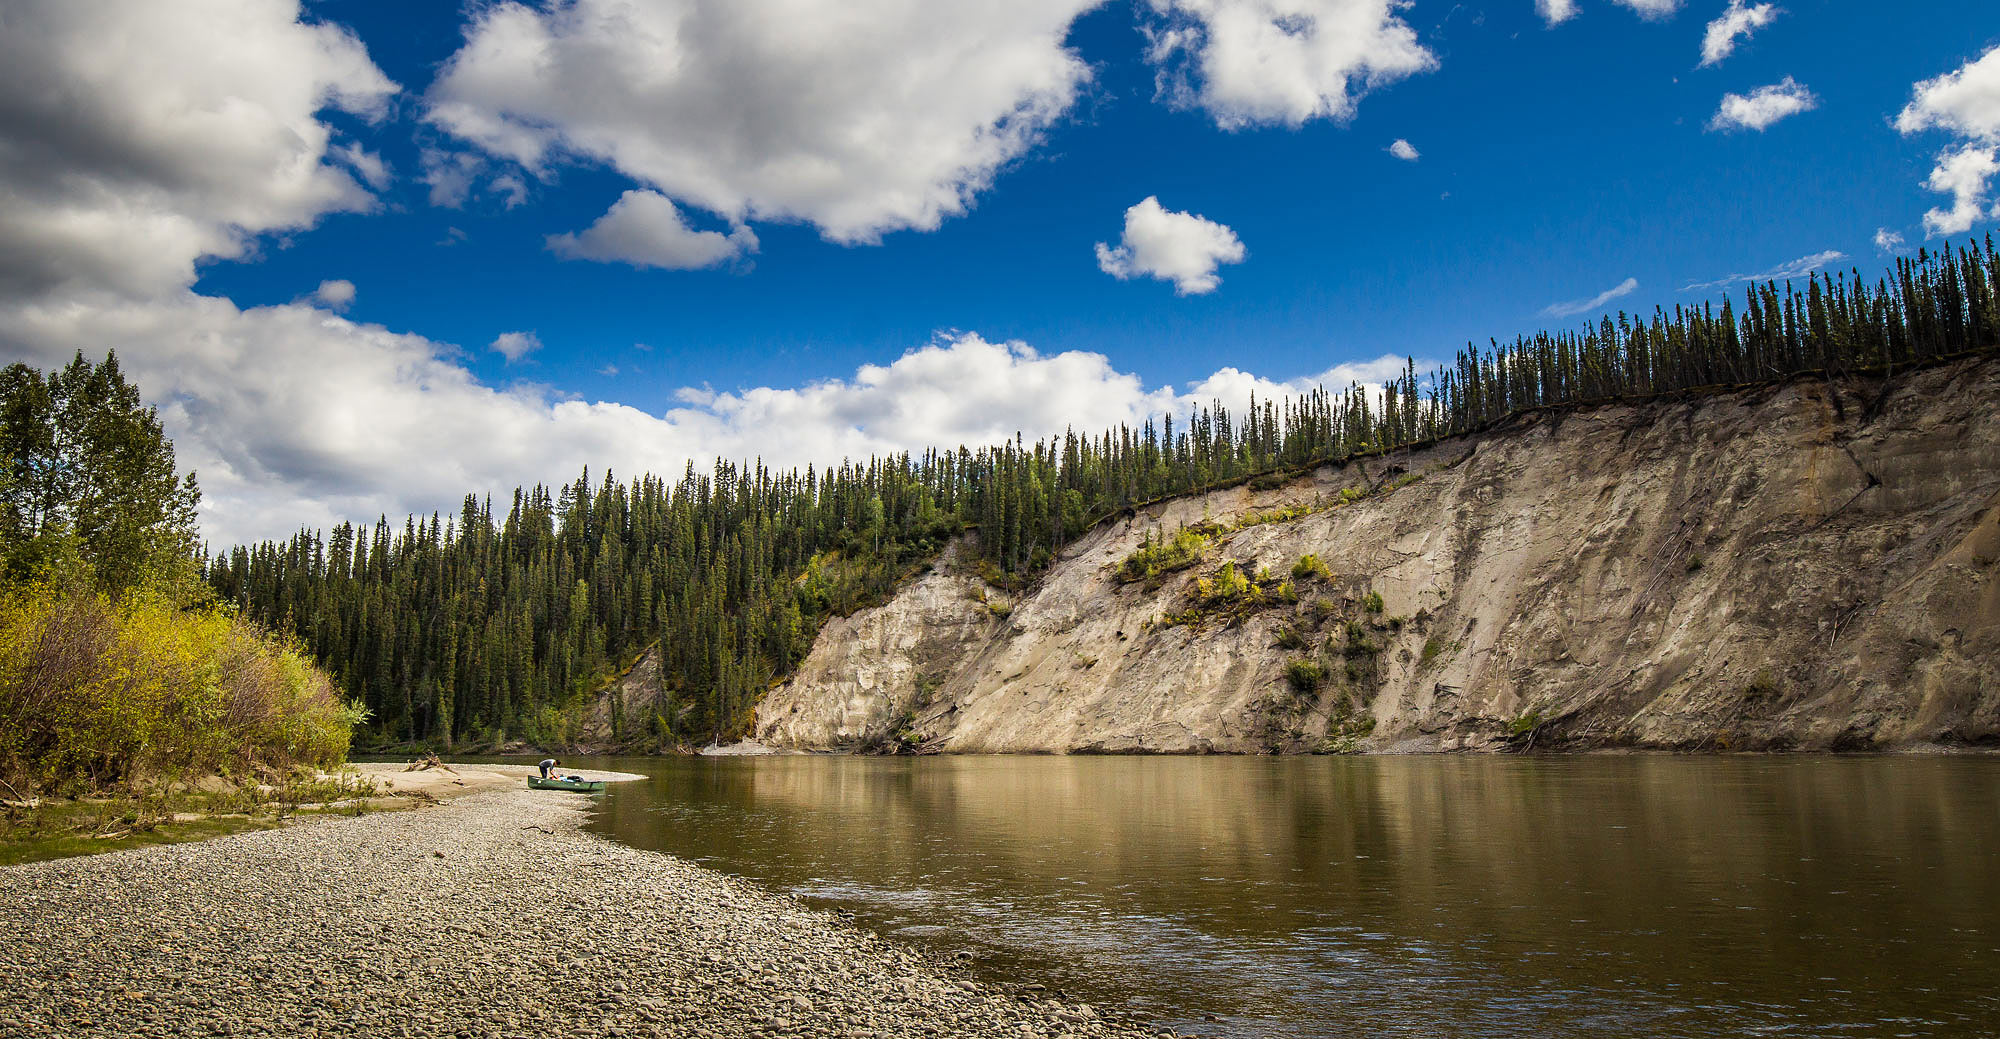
[1284,658,1325,694]
[1194,561,1258,605]
[1291,554,1332,581]
[1117,528,1211,583]
[1362,590,1385,614]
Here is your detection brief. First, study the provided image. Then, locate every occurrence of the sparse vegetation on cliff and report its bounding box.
[210,242,2000,749]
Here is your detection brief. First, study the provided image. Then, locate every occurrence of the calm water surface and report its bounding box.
[568,755,1999,1038]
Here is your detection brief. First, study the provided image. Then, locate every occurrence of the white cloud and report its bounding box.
[491,331,543,363]
[1538,0,1681,25]
[1680,249,1845,292]
[1708,76,1817,132]
[490,174,530,210]
[0,0,1422,552]
[1143,0,1436,129]
[333,143,393,191]
[0,0,397,301]
[419,147,481,208]
[1536,0,1579,25]
[548,191,759,270]
[1873,228,1907,254]
[313,279,356,310]
[1613,0,1682,19]
[1915,145,2000,237]
[1389,139,1420,161]
[426,0,1101,244]
[1095,197,1247,295]
[5,297,1422,546]
[1543,277,1639,318]
[1699,1,1778,67]
[1896,45,2000,140]
[1897,47,2000,238]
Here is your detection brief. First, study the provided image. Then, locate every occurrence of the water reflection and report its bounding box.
[584,755,2000,1038]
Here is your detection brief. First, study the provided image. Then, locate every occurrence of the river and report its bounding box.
[559,754,2000,1038]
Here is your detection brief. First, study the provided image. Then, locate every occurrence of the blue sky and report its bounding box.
[193,0,1994,402]
[2,0,1997,543]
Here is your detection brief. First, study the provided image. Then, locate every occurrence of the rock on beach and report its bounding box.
[0,770,1171,1038]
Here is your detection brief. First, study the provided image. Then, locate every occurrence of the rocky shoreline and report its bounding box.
[0,773,1175,1038]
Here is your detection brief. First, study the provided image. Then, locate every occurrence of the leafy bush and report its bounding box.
[1291,554,1332,581]
[0,580,362,792]
[1193,561,1258,606]
[1284,658,1325,694]
[1117,528,1211,583]
[1362,590,1385,614]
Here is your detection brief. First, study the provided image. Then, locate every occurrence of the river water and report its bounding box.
[568,754,1999,1038]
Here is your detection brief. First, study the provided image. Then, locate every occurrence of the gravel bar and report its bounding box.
[1,783,1180,1038]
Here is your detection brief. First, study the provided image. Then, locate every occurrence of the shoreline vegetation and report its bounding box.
[0,767,1174,1039]
[1,354,369,845]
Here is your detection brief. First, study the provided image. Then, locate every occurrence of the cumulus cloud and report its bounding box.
[1095,197,1247,295]
[1914,146,2000,237]
[0,0,1423,550]
[4,297,1420,546]
[548,191,759,270]
[1143,0,1436,129]
[1536,0,1579,24]
[313,279,356,310]
[1543,277,1639,318]
[1613,0,1682,19]
[1680,250,1845,292]
[426,0,1100,244]
[490,331,543,363]
[1388,139,1420,161]
[1896,46,2000,238]
[1873,228,1906,254]
[1699,1,1779,67]
[1708,76,1817,132]
[0,0,398,301]
[1539,1,1685,27]
[333,143,393,191]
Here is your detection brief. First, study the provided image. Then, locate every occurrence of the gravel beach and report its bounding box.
[0,771,1174,1038]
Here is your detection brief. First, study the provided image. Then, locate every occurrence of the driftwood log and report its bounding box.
[401,753,457,774]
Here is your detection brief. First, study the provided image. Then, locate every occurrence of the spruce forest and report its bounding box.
[205,243,2000,749]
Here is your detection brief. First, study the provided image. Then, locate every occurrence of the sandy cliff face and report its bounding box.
[755,358,2000,753]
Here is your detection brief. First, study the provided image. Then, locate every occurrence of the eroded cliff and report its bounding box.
[754,357,2000,753]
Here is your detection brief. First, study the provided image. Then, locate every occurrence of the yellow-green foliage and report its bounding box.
[0,581,362,792]
[1291,554,1332,581]
[1193,560,1259,606]
[1235,502,1322,529]
[1118,528,1211,583]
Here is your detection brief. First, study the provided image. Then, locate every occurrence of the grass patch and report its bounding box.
[0,812,281,867]
[0,770,397,866]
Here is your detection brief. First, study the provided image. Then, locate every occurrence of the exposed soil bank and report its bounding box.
[756,357,2000,754]
[0,770,1167,1038]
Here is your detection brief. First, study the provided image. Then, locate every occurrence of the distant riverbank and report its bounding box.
[0,766,1167,1039]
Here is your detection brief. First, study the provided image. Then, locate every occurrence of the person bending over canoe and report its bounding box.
[539,757,559,779]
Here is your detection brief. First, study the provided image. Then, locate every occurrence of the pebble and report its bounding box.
[0,786,1158,1038]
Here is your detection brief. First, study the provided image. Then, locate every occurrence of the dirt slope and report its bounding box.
[755,358,2000,753]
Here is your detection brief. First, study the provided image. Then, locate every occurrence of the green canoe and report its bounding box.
[528,776,607,792]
